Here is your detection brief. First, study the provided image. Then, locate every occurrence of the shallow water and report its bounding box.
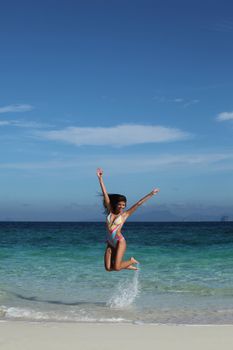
[0,221,233,324]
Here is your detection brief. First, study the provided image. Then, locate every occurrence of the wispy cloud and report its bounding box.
[112,152,233,172]
[172,98,184,103]
[0,119,52,128]
[216,111,233,122]
[0,121,10,126]
[0,161,75,170]
[183,99,199,108]
[38,124,191,147]
[152,95,199,108]
[203,19,233,34]
[1,152,232,171]
[0,104,34,113]
[212,20,233,33]
[152,95,183,103]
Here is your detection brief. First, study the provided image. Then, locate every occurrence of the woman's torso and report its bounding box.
[106,213,125,248]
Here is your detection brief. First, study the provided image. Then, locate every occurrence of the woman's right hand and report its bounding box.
[96,168,103,178]
[151,188,160,195]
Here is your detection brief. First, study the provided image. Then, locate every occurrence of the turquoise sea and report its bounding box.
[0,221,233,324]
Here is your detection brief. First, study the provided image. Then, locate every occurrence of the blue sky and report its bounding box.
[0,0,233,221]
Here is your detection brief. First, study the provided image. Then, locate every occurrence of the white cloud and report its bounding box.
[152,96,199,107]
[102,152,233,172]
[216,112,233,122]
[39,124,191,147]
[0,161,73,170]
[172,98,184,103]
[183,99,199,108]
[0,119,51,128]
[0,121,10,126]
[0,104,34,113]
[213,20,233,33]
[1,152,232,171]
[152,96,184,103]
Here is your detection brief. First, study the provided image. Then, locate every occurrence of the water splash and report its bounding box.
[107,267,140,309]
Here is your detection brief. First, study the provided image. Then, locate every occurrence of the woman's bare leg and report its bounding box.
[126,265,138,270]
[114,240,138,271]
[104,245,113,271]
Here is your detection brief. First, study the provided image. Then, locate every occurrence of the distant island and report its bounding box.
[220,215,229,222]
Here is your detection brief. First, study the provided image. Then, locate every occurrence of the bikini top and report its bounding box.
[107,213,123,232]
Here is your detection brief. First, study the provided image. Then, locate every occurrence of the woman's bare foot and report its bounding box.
[127,265,138,270]
[130,257,139,264]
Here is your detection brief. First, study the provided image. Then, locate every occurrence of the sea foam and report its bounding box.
[107,268,140,309]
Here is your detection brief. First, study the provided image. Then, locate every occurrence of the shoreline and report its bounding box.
[0,321,233,350]
[1,319,233,326]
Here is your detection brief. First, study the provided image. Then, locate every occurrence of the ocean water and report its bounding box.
[0,221,233,324]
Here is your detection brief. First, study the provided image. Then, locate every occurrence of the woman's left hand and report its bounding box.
[96,168,104,178]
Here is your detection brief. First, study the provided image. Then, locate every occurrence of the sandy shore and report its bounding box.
[0,321,232,350]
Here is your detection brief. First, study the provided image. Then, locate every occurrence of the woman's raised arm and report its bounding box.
[96,168,111,212]
[124,189,159,218]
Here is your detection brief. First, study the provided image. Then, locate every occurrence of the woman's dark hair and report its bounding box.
[103,193,127,214]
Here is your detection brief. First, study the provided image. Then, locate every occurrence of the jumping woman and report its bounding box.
[96,168,159,272]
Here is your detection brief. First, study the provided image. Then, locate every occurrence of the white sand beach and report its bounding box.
[0,321,232,350]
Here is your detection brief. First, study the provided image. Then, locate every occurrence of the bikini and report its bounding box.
[106,213,125,248]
